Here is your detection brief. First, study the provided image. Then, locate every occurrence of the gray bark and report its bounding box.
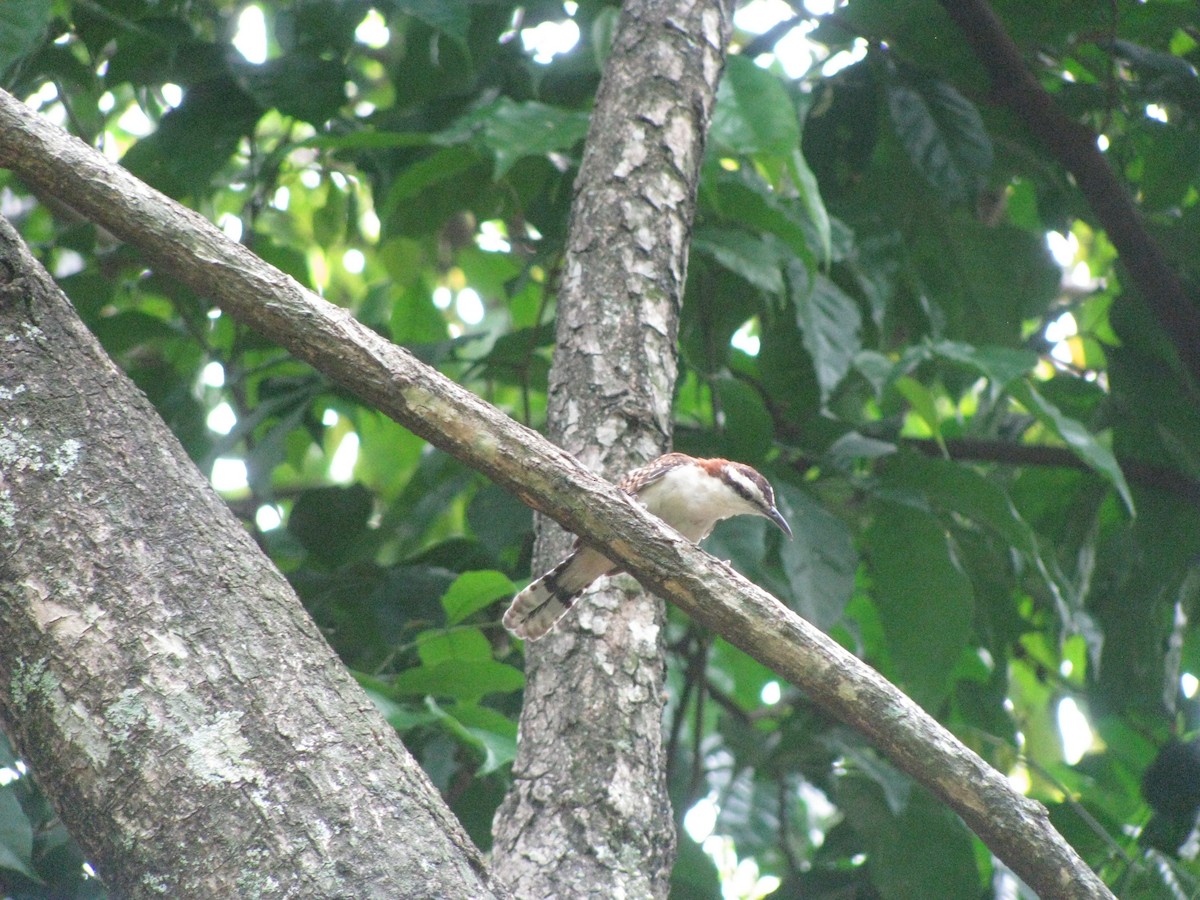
[0,216,506,898]
[0,87,1114,900]
[490,0,732,897]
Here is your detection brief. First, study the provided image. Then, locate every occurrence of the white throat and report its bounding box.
[636,463,759,542]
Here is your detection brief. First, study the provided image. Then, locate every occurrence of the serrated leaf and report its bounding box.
[440,571,516,626]
[1013,381,1134,515]
[793,268,862,402]
[887,75,993,204]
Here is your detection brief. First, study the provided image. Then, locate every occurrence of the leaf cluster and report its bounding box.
[2,0,1200,896]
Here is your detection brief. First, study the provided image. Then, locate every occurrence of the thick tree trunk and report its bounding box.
[490,0,733,896]
[0,216,506,898]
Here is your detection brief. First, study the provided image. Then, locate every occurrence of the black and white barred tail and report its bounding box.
[502,546,616,640]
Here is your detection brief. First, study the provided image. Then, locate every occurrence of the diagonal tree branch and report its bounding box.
[0,89,1112,899]
[939,0,1200,389]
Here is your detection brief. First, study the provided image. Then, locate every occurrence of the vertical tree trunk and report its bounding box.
[491,1,733,896]
[0,216,506,898]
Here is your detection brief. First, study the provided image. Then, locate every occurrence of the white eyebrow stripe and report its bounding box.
[724,467,761,501]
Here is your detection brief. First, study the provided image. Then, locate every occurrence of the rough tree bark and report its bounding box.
[0,89,1114,898]
[490,1,732,896]
[0,216,507,898]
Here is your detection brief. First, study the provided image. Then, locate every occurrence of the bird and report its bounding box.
[503,452,792,641]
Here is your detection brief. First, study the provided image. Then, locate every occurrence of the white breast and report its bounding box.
[636,464,754,542]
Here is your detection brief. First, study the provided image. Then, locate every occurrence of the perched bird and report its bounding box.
[503,453,792,641]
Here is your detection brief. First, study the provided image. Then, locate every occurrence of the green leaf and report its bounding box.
[0,785,37,883]
[239,55,346,124]
[712,769,782,857]
[822,728,911,815]
[905,221,1061,346]
[590,7,619,68]
[353,411,426,500]
[0,0,51,74]
[396,0,471,45]
[793,268,862,402]
[893,375,943,446]
[708,172,815,269]
[669,835,722,900]
[925,340,1038,388]
[691,227,786,295]
[439,98,591,179]
[393,659,525,702]
[866,502,973,709]
[877,452,1071,614]
[711,54,800,156]
[787,146,832,269]
[713,377,774,464]
[425,699,517,775]
[381,145,481,221]
[1013,381,1135,515]
[358,680,440,732]
[839,776,982,898]
[1109,38,1200,103]
[415,627,493,665]
[89,310,184,355]
[287,484,374,565]
[707,638,781,711]
[120,77,262,199]
[886,74,993,204]
[775,483,857,631]
[466,484,533,559]
[440,571,515,626]
[304,131,434,151]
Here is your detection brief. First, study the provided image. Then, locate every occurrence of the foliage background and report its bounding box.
[2,0,1200,896]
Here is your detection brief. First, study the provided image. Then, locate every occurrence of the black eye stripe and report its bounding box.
[725,466,771,507]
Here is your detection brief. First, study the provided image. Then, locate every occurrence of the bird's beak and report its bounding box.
[766,506,793,540]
